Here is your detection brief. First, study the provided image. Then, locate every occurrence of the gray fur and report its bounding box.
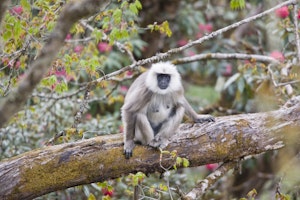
[122,62,214,159]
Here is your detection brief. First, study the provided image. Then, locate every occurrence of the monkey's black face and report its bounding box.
[157,74,170,89]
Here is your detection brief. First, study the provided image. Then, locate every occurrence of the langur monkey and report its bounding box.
[122,62,214,159]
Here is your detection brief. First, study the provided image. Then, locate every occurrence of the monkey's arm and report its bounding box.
[180,96,215,123]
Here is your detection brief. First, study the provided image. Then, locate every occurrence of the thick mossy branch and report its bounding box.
[1,103,300,200]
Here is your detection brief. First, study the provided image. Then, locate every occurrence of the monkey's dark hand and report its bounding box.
[194,114,215,123]
[148,137,168,149]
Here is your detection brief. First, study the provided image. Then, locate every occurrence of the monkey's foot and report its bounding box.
[124,140,135,159]
[124,149,133,159]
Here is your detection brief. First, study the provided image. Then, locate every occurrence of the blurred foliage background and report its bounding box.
[1,0,300,199]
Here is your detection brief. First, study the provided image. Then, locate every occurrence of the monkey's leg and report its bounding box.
[135,113,155,145]
[123,111,136,159]
[148,106,185,149]
[182,97,215,123]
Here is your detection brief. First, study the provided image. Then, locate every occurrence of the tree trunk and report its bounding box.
[1,101,300,200]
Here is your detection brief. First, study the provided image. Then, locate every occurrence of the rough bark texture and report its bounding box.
[1,103,300,200]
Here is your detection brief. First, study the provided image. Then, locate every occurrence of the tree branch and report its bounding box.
[0,1,9,26]
[1,101,300,200]
[173,53,281,65]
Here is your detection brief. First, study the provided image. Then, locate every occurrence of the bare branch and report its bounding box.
[173,53,281,65]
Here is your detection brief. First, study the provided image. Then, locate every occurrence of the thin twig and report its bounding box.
[183,162,236,200]
[32,85,89,100]
[293,3,300,62]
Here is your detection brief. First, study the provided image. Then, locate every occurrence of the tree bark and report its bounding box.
[1,101,300,200]
[0,1,9,26]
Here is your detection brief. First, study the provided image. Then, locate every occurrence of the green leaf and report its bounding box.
[21,0,31,12]
[159,184,168,191]
[14,20,22,39]
[112,9,122,25]
[182,158,190,168]
[120,29,129,38]
[176,157,182,166]
[56,81,68,93]
[92,29,103,43]
[129,0,142,15]
[49,75,57,85]
[3,30,12,41]
[134,0,142,10]
[230,0,245,10]
[161,21,172,37]
[102,16,110,30]
[121,1,128,9]
[87,194,96,200]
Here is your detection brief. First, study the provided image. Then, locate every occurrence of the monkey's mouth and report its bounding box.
[158,84,168,90]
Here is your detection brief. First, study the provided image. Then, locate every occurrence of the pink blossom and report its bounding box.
[55,68,66,77]
[177,38,188,47]
[10,6,23,15]
[205,163,218,171]
[126,70,133,77]
[97,42,112,53]
[119,85,128,92]
[14,61,20,69]
[198,23,213,33]
[222,64,233,77]
[85,113,92,120]
[275,6,289,18]
[74,45,83,54]
[187,51,195,57]
[270,51,284,62]
[65,34,72,40]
